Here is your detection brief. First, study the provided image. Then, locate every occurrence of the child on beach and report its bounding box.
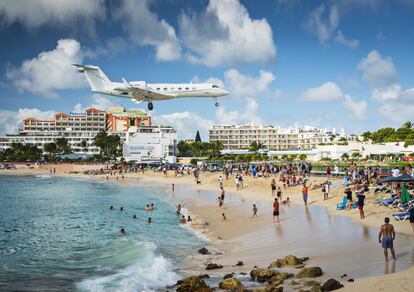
[357,192,366,219]
[222,213,227,221]
[252,204,258,217]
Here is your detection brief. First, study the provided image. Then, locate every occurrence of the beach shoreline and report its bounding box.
[1,166,414,291]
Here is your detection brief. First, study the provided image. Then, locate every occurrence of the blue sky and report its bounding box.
[0,0,413,139]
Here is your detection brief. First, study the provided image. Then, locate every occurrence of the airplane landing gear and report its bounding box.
[148,102,153,111]
[214,97,219,107]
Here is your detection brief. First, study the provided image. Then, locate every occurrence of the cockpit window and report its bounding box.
[212,85,219,88]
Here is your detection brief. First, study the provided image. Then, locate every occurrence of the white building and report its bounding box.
[122,126,177,163]
[209,124,331,150]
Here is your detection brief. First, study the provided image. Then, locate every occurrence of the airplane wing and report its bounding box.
[114,78,175,101]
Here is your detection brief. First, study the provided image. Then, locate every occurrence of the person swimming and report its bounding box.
[120,207,124,211]
[133,214,137,219]
[119,228,126,236]
[148,217,152,223]
[110,206,113,210]
[176,204,182,214]
[144,204,151,211]
[187,215,192,222]
[282,197,291,205]
[180,215,187,224]
[150,203,155,211]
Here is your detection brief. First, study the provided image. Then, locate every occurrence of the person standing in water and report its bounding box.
[252,204,258,217]
[176,204,182,214]
[302,182,311,206]
[119,228,126,236]
[379,217,396,261]
[276,187,283,201]
[273,198,280,223]
[180,215,187,224]
[409,205,414,233]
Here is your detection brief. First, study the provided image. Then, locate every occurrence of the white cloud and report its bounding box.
[371,84,401,102]
[300,81,367,120]
[305,4,359,48]
[6,39,86,98]
[194,69,279,100]
[0,108,55,135]
[300,81,343,101]
[73,95,115,113]
[153,111,213,140]
[0,0,104,29]
[306,4,338,43]
[342,95,367,120]
[379,103,414,125]
[179,0,276,66]
[334,30,359,49]
[357,50,398,87]
[114,0,181,61]
[215,98,262,125]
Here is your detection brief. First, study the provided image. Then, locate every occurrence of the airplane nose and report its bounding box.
[221,89,229,96]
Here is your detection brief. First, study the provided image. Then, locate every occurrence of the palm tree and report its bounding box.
[80,140,88,153]
[402,121,413,129]
[341,153,349,161]
[44,142,57,155]
[55,137,71,154]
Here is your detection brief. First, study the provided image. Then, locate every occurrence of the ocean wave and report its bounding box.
[179,208,210,242]
[77,240,179,292]
[35,174,53,179]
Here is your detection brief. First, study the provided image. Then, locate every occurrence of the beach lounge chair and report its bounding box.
[336,196,347,210]
[392,212,410,221]
[378,198,395,206]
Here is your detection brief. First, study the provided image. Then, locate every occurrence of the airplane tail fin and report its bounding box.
[73,64,112,91]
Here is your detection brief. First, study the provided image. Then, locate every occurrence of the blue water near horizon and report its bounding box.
[0,175,204,291]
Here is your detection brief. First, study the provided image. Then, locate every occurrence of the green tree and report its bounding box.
[298,154,307,161]
[249,141,264,152]
[44,142,57,155]
[341,153,349,161]
[55,137,71,154]
[208,141,223,158]
[351,152,361,160]
[177,140,191,157]
[93,131,121,158]
[362,131,372,141]
[80,140,88,152]
[195,130,201,142]
[402,121,413,129]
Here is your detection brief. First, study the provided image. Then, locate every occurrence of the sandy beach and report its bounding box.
[2,165,414,291]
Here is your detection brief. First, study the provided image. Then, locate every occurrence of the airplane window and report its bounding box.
[163,88,167,90]
[178,87,182,90]
[212,85,219,88]
[185,87,189,90]
[156,88,160,91]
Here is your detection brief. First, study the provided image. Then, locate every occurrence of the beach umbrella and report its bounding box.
[400,185,412,203]
[380,174,414,183]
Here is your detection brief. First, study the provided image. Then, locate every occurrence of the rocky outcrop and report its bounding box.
[198,247,210,255]
[322,279,344,291]
[267,272,294,287]
[223,273,234,279]
[236,261,244,266]
[250,268,276,282]
[310,283,322,292]
[268,255,307,268]
[176,276,212,292]
[205,263,223,270]
[296,267,323,278]
[219,277,244,289]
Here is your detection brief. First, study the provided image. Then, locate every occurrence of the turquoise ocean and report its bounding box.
[0,175,204,291]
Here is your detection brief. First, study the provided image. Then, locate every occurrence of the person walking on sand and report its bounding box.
[357,191,366,219]
[302,182,311,206]
[322,181,329,200]
[271,179,276,196]
[252,204,258,217]
[222,213,227,221]
[379,217,396,261]
[218,175,223,188]
[273,198,280,223]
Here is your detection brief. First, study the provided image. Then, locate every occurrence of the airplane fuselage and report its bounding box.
[98,81,228,100]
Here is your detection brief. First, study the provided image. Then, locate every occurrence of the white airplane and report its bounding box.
[73,64,229,111]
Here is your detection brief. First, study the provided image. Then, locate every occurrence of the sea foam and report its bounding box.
[77,241,179,292]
